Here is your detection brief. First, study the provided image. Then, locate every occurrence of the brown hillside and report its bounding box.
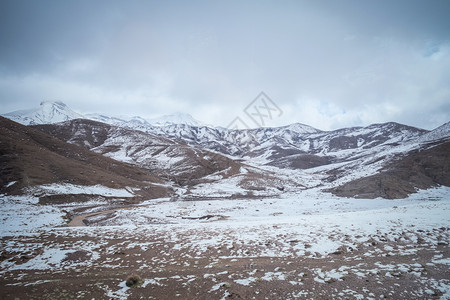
[0,117,171,199]
[328,140,450,199]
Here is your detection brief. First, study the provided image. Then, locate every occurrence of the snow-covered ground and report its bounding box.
[1,185,449,253]
[0,184,138,236]
[1,185,449,299]
[0,194,65,236]
[81,186,450,257]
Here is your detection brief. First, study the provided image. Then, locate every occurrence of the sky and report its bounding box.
[0,0,449,130]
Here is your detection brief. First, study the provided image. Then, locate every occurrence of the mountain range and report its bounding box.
[2,101,449,199]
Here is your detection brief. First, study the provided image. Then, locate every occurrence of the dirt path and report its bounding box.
[68,208,122,227]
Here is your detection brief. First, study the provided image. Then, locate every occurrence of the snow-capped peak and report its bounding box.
[2,101,84,125]
[282,123,322,134]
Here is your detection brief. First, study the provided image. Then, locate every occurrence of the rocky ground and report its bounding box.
[1,187,449,299]
[0,226,449,299]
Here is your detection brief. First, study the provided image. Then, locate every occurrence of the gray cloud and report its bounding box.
[1,0,449,130]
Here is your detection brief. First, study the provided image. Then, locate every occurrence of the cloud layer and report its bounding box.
[1,0,449,130]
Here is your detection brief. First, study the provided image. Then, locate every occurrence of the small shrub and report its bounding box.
[126,273,142,287]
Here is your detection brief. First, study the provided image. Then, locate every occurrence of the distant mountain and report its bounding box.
[130,121,427,165]
[2,101,84,125]
[130,120,450,199]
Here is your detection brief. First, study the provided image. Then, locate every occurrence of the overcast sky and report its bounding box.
[1,0,449,130]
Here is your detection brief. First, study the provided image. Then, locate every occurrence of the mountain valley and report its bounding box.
[1,101,449,299]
